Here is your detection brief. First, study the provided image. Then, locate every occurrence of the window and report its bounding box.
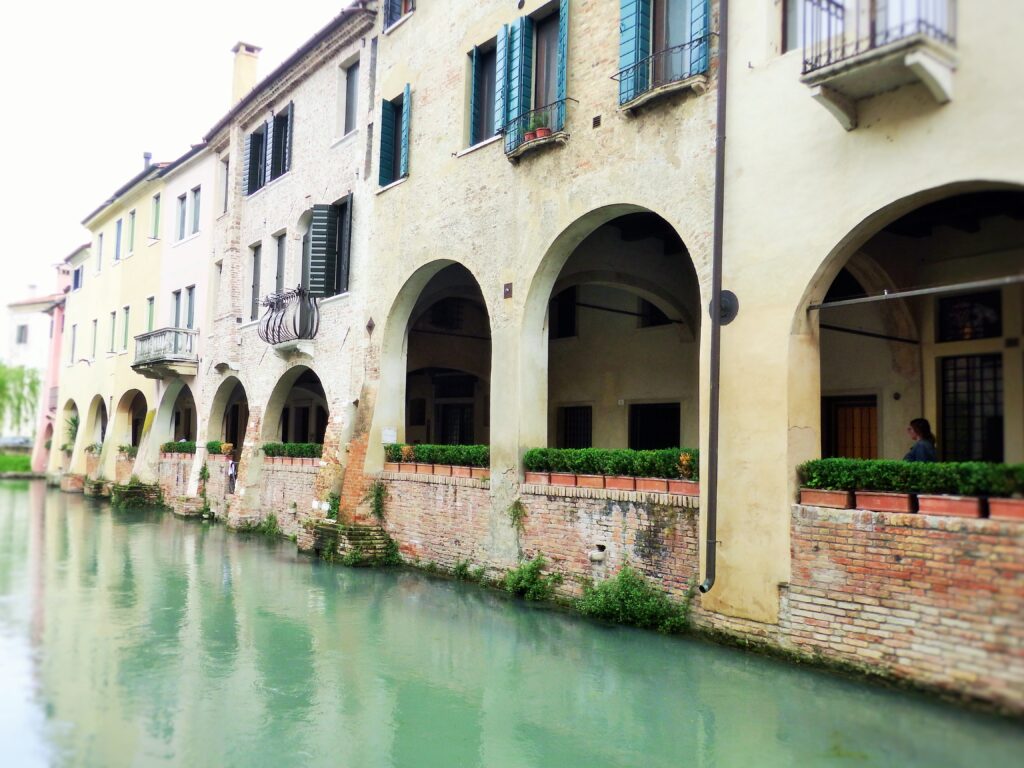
[172,290,182,327]
[938,292,1002,342]
[783,0,804,53]
[379,87,410,186]
[190,186,201,234]
[97,234,104,270]
[305,196,353,298]
[127,210,136,253]
[109,311,116,352]
[122,306,130,350]
[221,158,230,213]
[146,297,154,332]
[243,104,293,194]
[91,319,98,359]
[72,266,84,290]
[275,234,287,292]
[185,286,195,329]
[69,324,77,363]
[383,0,414,29]
[114,218,122,261]
[534,13,559,110]
[469,45,497,144]
[250,245,262,321]
[15,325,28,344]
[629,402,681,449]
[618,0,709,104]
[940,354,1003,462]
[344,61,360,135]
[549,286,577,339]
[152,194,161,237]
[176,194,187,240]
[557,405,592,448]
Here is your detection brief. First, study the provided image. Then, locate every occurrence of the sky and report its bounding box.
[0,0,353,352]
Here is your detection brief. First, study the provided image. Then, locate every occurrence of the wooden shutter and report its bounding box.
[469,48,480,145]
[263,118,274,183]
[251,246,261,320]
[619,0,651,104]
[494,25,509,134]
[283,102,294,174]
[378,99,396,186]
[307,204,338,298]
[337,195,353,295]
[242,132,252,195]
[507,17,534,122]
[689,0,709,73]
[385,0,401,27]
[555,0,569,130]
[399,83,411,178]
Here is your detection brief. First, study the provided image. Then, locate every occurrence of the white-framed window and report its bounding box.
[122,306,130,351]
[96,234,103,271]
[221,157,230,213]
[152,194,161,238]
[177,194,187,240]
[114,218,123,261]
[91,319,98,359]
[190,186,201,234]
[127,209,136,254]
[72,266,84,291]
[69,324,77,363]
[146,296,155,331]
[340,59,360,135]
[108,311,116,352]
[15,325,28,344]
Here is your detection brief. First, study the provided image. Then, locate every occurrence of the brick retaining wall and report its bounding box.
[259,463,322,537]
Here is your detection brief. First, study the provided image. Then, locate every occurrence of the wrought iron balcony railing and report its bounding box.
[257,286,320,345]
[133,327,199,367]
[613,36,712,106]
[802,0,956,74]
[501,98,575,156]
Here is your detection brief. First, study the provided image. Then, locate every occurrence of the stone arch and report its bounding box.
[84,394,108,447]
[58,398,81,473]
[207,376,250,458]
[261,364,330,445]
[151,380,198,448]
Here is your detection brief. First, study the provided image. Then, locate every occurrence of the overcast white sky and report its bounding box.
[0,0,352,349]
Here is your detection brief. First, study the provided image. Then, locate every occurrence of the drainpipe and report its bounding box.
[700,0,729,594]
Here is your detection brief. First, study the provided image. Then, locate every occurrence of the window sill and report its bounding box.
[383,12,413,35]
[505,131,569,163]
[173,232,202,247]
[331,130,359,149]
[376,176,408,195]
[318,291,351,309]
[456,135,501,158]
[618,72,710,115]
[245,171,290,200]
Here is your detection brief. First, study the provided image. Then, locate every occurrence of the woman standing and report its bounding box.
[903,418,937,462]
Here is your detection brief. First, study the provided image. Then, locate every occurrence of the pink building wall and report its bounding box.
[31,264,71,473]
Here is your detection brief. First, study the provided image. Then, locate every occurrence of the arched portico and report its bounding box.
[56,399,81,474]
[107,390,149,479]
[261,366,330,446]
[207,376,250,460]
[83,395,109,478]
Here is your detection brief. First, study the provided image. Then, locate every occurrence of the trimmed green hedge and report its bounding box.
[161,441,196,454]
[383,443,489,468]
[0,454,31,473]
[262,442,323,458]
[522,447,699,480]
[798,458,1024,497]
[206,440,223,455]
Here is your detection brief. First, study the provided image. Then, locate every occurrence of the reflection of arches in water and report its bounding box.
[263,366,330,444]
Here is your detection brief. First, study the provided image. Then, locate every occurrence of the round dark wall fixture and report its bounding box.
[710,290,739,325]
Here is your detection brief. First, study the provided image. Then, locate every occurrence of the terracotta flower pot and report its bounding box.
[524,130,537,142]
[917,494,984,518]
[535,126,551,138]
[524,471,550,484]
[399,462,417,474]
[384,462,401,473]
[799,488,853,509]
[855,491,916,513]
[605,475,636,491]
[471,467,490,480]
[669,479,701,496]
[989,497,1024,521]
[636,478,669,493]
[576,474,605,489]
[416,463,434,475]
[432,464,453,477]
[451,465,473,478]
[550,472,576,486]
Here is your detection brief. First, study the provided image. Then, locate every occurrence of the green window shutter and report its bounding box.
[689,0,709,73]
[494,25,509,133]
[399,83,411,178]
[555,0,569,130]
[469,48,480,145]
[507,16,534,122]
[283,102,294,173]
[308,204,338,298]
[379,99,396,186]
[242,133,252,195]
[384,0,401,28]
[619,0,651,104]
[263,118,274,184]
[337,195,353,295]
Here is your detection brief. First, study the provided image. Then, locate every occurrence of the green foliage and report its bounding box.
[576,565,689,633]
[452,559,471,580]
[471,566,487,582]
[161,441,197,454]
[205,440,223,455]
[118,444,138,458]
[522,447,699,480]
[85,442,103,454]
[502,555,562,601]
[66,413,80,443]
[0,454,31,473]
[199,462,210,482]
[425,561,439,574]
[508,499,527,533]
[798,458,1024,496]
[261,442,323,458]
[363,479,388,520]
[0,364,40,434]
[326,492,340,520]
[383,443,489,467]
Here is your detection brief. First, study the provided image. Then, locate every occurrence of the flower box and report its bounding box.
[451,465,473,478]
[636,478,669,493]
[399,462,417,474]
[855,491,916,513]
[524,471,550,484]
[550,472,576,486]
[605,475,636,491]
[917,494,983,518]
[576,474,605,489]
[471,467,490,480]
[989,498,1024,521]
[416,463,434,475]
[799,488,853,509]
[432,464,453,477]
[384,462,401,473]
[669,479,700,496]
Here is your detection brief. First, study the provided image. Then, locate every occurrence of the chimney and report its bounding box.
[143,151,152,169]
[231,42,262,105]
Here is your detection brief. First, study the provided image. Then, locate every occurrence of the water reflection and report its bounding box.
[0,480,1021,767]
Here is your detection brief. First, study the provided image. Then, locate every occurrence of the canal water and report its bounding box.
[1,481,1021,767]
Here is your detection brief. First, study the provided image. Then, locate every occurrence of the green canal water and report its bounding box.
[1,481,1021,767]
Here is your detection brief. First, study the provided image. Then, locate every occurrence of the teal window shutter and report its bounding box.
[399,83,411,178]
[494,25,509,134]
[263,118,274,185]
[555,0,569,130]
[242,133,252,195]
[379,100,396,186]
[337,195,353,295]
[508,17,534,123]
[283,102,294,174]
[469,48,480,145]
[619,0,651,104]
[689,0,709,74]
[307,204,337,298]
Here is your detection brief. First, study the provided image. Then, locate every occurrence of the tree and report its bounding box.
[0,363,41,436]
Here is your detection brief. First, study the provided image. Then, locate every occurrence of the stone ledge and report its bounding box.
[793,504,1024,534]
[382,471,488,489]
[520,483,699,508]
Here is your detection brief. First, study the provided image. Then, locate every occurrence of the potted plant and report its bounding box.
[452,464,473,478]
[668,451,700,495]
[797,459,856,509]
[986,464,1024,521]
[534,109,552,139]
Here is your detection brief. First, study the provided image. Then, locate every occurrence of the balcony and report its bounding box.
[132,328,199,379]
[613,36,711,113]
[800,0,957,130]
[257,286,320,356]
[502,99,576,162]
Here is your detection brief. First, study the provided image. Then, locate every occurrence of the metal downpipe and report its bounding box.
[700,0,728,594]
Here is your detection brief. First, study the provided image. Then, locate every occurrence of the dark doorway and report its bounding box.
[629,403,681,449]
[822,395,878,459]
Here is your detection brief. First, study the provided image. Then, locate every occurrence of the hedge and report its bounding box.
[0,454,31,473]
[798,458,1024,497]
[206,440,223,455]
[522,447,699,480]
[161,441,196,454]
[261,442,323,458]
[384,443,489,468]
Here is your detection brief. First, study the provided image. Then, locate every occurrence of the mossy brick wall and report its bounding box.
[785,506,1024,712]
[259,463,322,537]
[158,455,192,501]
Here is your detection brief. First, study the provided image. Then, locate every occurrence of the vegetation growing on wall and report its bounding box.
[363,479,388,520]
[384,443,489,467]
[502,555,562,601]
[261,442,323,458]
[798,458,1024,497]
[508,499,527,533]
[576,566,691,633]
[523,447,699,479]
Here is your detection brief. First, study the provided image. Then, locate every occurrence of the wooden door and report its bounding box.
[822,396,878,459]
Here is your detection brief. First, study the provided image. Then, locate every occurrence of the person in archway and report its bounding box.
[903,418,937,462]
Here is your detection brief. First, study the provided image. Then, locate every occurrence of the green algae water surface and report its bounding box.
[1,481,1022,767]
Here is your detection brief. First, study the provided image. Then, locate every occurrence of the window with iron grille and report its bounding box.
[629,402,681,450]
[557,406,592,448]
[940,354,1003,462]
[937,291,1002,342]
